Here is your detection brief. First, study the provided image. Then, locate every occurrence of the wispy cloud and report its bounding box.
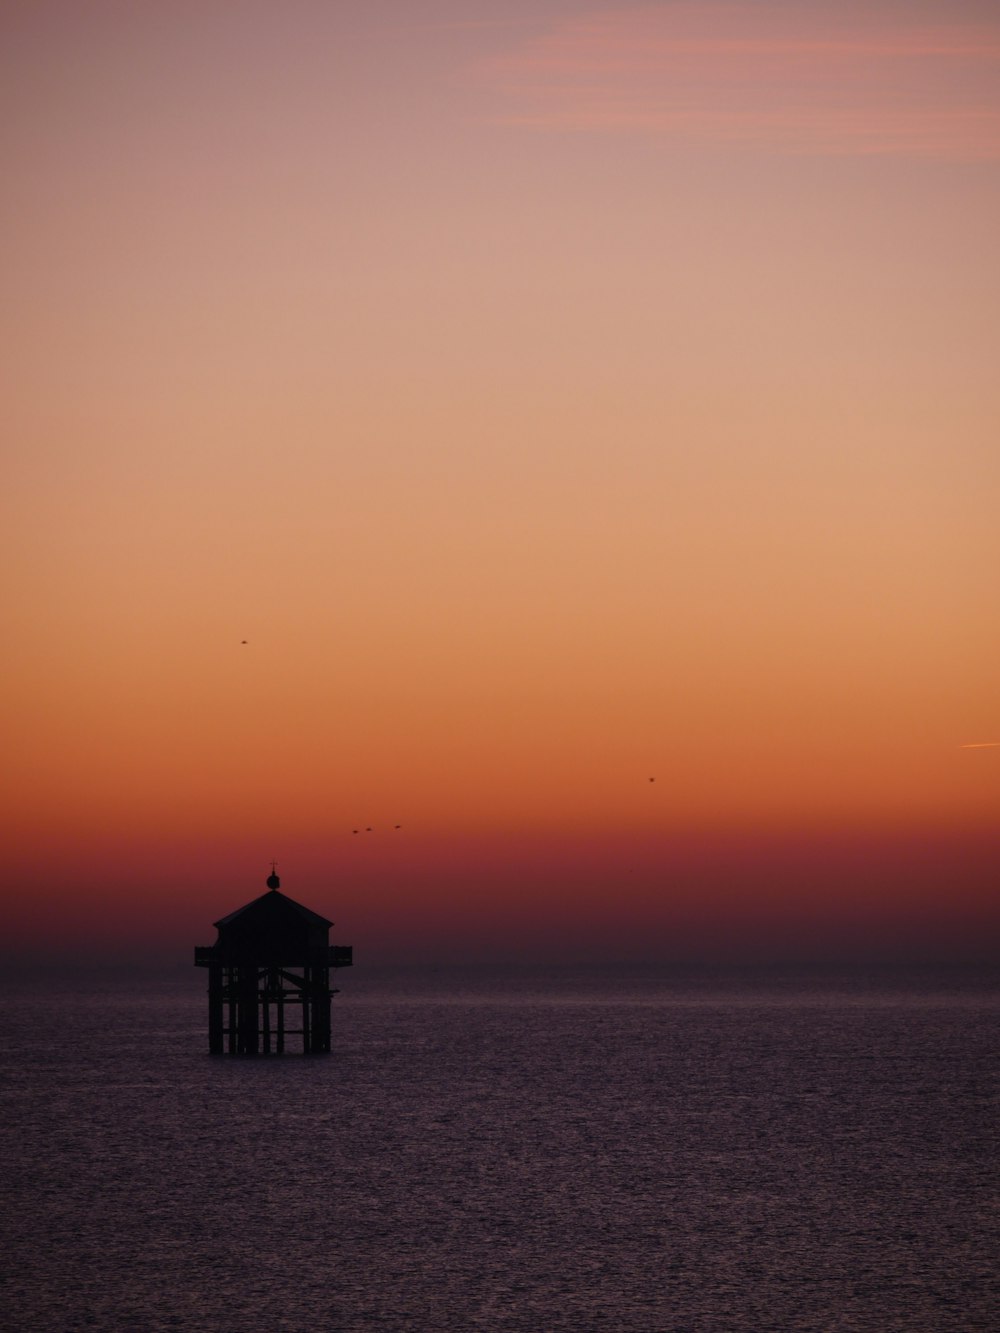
[479,3,1000,158]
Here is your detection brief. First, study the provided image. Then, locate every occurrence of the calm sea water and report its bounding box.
[1,963,998,1332]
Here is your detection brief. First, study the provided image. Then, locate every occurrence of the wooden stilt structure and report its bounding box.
[194,868,352,1055]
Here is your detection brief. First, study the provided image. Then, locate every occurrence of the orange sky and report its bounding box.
[2,1,998,965]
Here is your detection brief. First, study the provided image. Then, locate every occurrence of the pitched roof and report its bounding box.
[214,888,333,931]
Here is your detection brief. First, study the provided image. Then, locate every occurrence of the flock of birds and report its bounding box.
[241,640,657,838]
[341,786,658,840]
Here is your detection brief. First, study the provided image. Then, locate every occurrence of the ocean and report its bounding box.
[2,963,998,1331]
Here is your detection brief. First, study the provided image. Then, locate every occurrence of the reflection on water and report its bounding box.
[2,964,998,1331]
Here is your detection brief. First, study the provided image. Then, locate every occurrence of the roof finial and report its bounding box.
[266,860,280,891]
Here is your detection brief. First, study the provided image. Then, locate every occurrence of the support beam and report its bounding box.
[227,969,237,1055]
[208,964,223,1056]
[301,976,311,1054]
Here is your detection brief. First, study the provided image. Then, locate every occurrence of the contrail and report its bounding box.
[960,741,1000,748]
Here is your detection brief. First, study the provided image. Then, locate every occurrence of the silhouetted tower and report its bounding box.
[194,867,353,1054]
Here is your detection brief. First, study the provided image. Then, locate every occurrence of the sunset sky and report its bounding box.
[3,0,998,965]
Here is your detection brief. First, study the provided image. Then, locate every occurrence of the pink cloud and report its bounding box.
[480,4,1000,158]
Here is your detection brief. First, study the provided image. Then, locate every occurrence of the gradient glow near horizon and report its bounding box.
[3,0,998,964]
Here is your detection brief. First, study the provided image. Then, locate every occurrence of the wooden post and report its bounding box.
[237,967,259,1054]
[227,967,238,1054]
[301,969,311,1054]
[313,966,331,1053]
[261,971,271,1055]
[208,964,223,1055]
